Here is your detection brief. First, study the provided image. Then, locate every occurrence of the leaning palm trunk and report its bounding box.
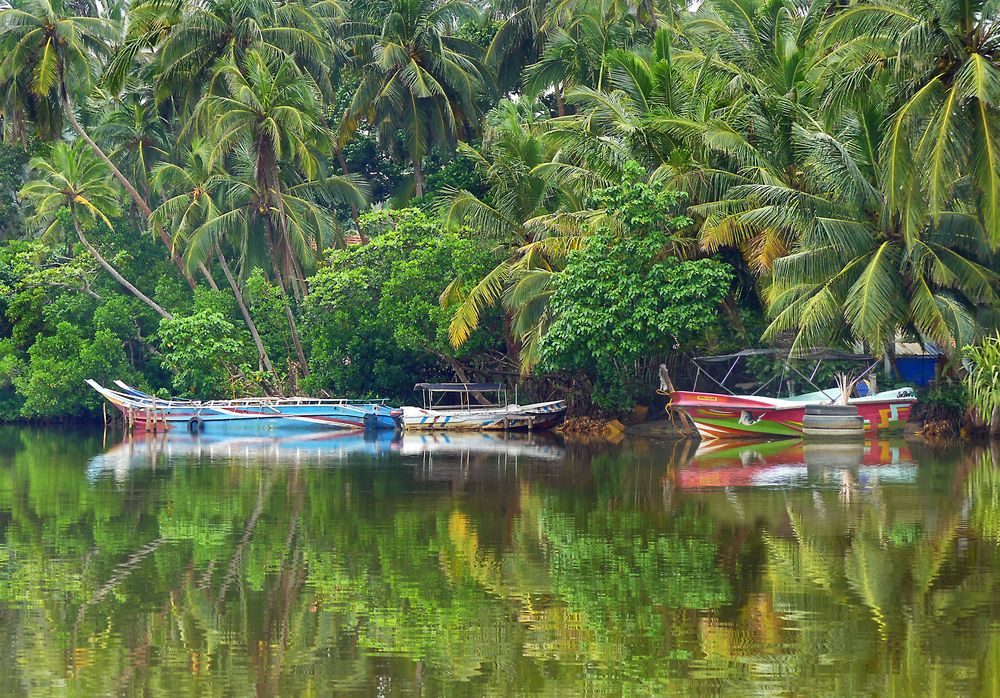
[72,210,172,320]
[62,101,221,291]
[264,224,309,378]
[216,247,279,385]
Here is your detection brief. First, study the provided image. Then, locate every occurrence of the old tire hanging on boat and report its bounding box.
[802,404,863,438]
[800,414,867,429]
[187,416,204,433]
[805,404,859,416]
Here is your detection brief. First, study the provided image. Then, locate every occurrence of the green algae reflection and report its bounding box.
[0,430,998,695]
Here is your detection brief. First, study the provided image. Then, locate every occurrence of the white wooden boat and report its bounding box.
[402,383,566,431]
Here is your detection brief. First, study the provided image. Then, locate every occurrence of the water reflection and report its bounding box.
[677,438,918,489]
[87,429,403,480]
[0,427,998,695]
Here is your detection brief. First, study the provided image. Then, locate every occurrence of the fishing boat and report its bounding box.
[401,383,566,431]
[665,350,917,440]
[87,380,402,432]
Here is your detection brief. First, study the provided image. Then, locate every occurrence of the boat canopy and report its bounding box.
[693,348,875,363]
[414,383,504,393]
[414,382,508,410]
[687,347,881,400]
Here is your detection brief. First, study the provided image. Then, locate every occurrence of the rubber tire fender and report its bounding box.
[802,415,865,429]
[805,404,859,416]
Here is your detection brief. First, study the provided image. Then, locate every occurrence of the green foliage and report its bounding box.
[920,382,970,428]
[244,268,295,371]
[541,173,733,412]
[14,322,137,419]
[157,310,252,397]
[965,333,1000,421]
[303,208,498,399]
[0,140,34,239]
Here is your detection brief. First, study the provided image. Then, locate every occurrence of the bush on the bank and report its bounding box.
[157,309,252,398]
[917,383,968,435]
[303,208,499,400]
[540,167,734,414]
[14,322,139,418]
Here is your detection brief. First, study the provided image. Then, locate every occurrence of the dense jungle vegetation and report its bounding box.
[0,0,998,419]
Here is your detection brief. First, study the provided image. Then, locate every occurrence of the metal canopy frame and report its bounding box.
[415,383,508,410]
[690,350,880,400]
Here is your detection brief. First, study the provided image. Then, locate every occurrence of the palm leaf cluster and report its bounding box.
[0,0,999,389]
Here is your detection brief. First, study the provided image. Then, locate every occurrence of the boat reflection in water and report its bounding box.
[87,429,565,482]
[675,438,916,490]
[87,430,401,481]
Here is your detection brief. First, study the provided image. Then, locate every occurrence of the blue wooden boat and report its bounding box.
[87,380,401,432]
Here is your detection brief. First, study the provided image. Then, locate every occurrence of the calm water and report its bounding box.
[1,428,999,696]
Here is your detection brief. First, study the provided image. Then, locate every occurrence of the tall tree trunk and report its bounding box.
[199,262,220,290]
[412,153,425,198]
[643,0,658,30]
[265,225,309,378]
[63,100,199,289]
[286,247,308,301]
[73,210,172,320]
[217,247,278,385]
[555,83,566,117]
[273,186,308,302]
[335,148,362,235]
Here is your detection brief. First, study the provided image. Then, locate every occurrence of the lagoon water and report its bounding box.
[0,427,998,695]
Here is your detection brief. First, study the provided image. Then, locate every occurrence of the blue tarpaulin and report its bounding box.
[896,355,938,387]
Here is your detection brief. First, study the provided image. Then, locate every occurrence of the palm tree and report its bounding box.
[192,53,367,379]
[134,0,344,107]
[94,87,168,204]
[188,49,368,379]
[442,100,631,371]
[761,122,998,355]
[522,3,641,116]
[484,0,547,95]
[21,140,172,319]
[340,0,487,197]
[151,140,279,382]
[647,0,829,273]
[0,0,196,284]
[194,50,338,285]
[820,0,1000,245]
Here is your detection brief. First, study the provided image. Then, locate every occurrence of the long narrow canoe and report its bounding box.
[88,380,401,432]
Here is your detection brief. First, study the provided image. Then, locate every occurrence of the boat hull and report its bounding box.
[88,381,401,432]
[120,404,399,432]
[670,391,916,440]
[402,401,566,431]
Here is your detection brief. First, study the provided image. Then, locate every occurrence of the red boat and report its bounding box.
[670,389,916,439]
[666,350,917,440]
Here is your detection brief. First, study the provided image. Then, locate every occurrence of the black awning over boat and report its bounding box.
[694,349,875,362]
[415,382,504,392]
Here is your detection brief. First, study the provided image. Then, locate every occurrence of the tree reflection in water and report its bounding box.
[0,427,997,695]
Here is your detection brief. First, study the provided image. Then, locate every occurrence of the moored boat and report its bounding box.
[670,388,916,440]
[401,383,566,431]
[665,350,917,440]
[87,380,402,432]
